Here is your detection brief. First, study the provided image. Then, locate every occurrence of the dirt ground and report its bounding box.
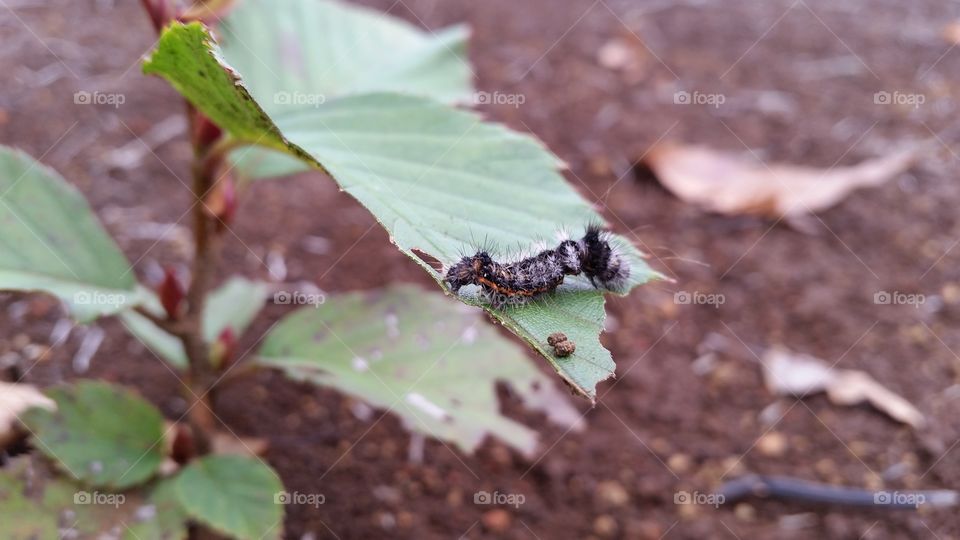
[3,0,960,538]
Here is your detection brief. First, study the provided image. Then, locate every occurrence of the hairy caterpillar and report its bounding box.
[444,225,631,308]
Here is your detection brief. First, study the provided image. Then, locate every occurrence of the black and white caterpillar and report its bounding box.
[444,225,631,308]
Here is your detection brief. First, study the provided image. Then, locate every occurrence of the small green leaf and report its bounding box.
[0,456,186,540]
[19,380,167,489]
[256,285,585,456]
[142,22,319,167]
[172,455,283,540]
[0,458,59,539]
[0,146,140,321]
[202,277,269,342]
[119,306,188,369]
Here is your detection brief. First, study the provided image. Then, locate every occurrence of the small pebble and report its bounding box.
[596,480,630,507]
[481,509,511,533]
[396,511,414,529]
[667,454,691,474]
[735,503,756,522]
[757,432,787,457]
[593,515,618,537]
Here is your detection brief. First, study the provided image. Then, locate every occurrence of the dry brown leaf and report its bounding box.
[163,421,269,462]
[642,143,923,218]
[762,347,925,428]
[210,431,269,457]
[0,381,55,447]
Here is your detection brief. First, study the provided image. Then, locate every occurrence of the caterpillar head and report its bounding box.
[579,226,631,292]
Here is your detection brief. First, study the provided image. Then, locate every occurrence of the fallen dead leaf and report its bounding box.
[0,381,55,448]
[163,420,270,461]
[641,143,924,219]
[210,431,269,457]
[762,347,925,428]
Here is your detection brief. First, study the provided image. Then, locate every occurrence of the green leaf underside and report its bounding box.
[172,455,283,540]
[120,308,189,369]
[256,285,584,456]
[0,456,186,540]
[143,23,663,400]
[219,0,472,179]
[202,277,269,342]
[19,380,167,490]
[0,146,139,321]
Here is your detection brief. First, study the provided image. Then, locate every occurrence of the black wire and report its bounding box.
[719,474,958,510]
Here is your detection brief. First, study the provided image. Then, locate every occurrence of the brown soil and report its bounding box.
[3,0,960,538]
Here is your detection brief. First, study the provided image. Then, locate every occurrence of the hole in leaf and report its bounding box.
[412,248,443,272]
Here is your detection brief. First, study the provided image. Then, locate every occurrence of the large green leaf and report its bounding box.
[18,380,167,489]
[256,285,584,455]
[221,0,470,102]
[219,0,472,178]
[172,455,283,540]
[0,456,186,540]
[143,24,662,400]
[0,146,140,321]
